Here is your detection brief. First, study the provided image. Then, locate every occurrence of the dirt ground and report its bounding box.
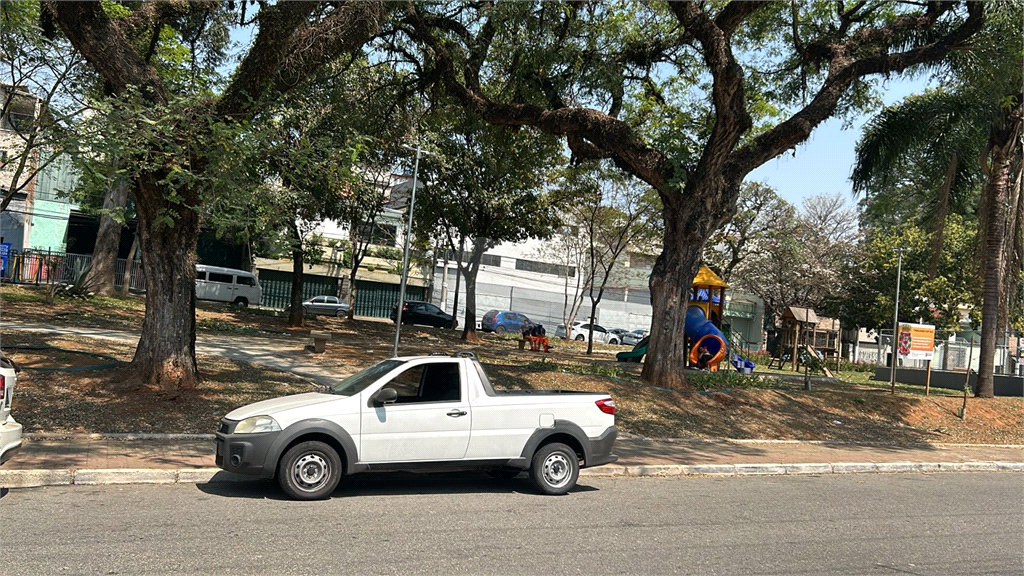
[1,285,1021,444]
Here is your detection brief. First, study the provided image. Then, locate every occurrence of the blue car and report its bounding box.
[481,310,534,334]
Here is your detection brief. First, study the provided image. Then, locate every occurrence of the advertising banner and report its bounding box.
[897,322,935,360]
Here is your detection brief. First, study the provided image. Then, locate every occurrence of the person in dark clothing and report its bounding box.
[697,345,713,369]
[531,324,550,352]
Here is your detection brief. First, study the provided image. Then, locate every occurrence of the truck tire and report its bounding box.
[277,441,342,500]
[530,442,579,495]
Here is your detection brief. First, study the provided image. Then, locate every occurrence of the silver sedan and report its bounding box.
[302,295,350,317]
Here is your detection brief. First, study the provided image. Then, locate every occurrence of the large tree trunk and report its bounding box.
[129,175,200,391]
[82,177,129,295]
[976,106,1021,397]
[459,236,487,342]
[288,222,305,327]
[641,185,728,389]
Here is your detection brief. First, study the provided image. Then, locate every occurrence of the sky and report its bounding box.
[749,77,934,208]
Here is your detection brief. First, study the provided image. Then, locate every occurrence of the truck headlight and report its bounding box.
[234,416,281,434]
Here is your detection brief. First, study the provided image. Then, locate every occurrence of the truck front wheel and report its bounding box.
[530,442,579,495]
[277,441,342,500]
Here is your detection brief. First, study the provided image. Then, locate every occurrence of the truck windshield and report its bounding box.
[329,359,405,396]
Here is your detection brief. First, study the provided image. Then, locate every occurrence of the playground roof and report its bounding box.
[782,306,819,324]
[692,265,728,289]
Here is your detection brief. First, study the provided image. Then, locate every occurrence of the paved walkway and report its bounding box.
[5,322,349,386]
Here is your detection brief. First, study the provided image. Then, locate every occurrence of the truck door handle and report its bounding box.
[447,409,467,417]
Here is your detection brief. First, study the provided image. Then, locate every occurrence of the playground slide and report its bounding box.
[616,336,649,362]
[685,306,726,371]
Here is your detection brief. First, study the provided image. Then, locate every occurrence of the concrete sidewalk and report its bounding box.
[2,434,1021,488]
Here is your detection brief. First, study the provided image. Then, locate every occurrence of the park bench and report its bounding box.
[310,331,331,354]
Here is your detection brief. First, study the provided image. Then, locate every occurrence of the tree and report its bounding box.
[394,1,985,388]
[851,2,1023,396]
[415,108,561,341]
[44,1,387,391]
[703,182,792,282]
[556,164,658,353]
[0,1,89,213]
[722,193,856,330]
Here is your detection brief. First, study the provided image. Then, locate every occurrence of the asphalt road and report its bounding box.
[1,472,1021,576]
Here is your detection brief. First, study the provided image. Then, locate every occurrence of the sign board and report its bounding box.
[0,242,10,277]
[897,322,935,360]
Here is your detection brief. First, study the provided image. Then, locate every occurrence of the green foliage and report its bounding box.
[414,105,563,255]
[686,370,779,391]
[371,246,403,261]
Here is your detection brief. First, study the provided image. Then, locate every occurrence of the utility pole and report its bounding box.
[890,248,904,394]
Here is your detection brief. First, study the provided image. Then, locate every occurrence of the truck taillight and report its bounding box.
[0,375,5,400]
[596,398,615,415]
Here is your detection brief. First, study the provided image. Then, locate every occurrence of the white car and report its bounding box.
[0,351,23,464]
[556,322,617,344]
[215,352,617,499]
[302,295,350,317]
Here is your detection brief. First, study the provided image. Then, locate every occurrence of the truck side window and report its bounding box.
[383,362,461,404]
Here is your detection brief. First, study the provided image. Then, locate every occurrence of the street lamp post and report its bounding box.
[890,247,904,394]
[392,144,429,357]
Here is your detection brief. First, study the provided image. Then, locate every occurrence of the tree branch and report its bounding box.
[729,1,985,177]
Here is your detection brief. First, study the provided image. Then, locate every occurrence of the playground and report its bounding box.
[617,266,756,374]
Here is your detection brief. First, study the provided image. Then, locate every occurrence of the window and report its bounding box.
[196,271,207,281]
[312,297,325,303]
[442,250,502,267]
[424,304,442,314]
[382,362,461,404]
[515,258,575,277]
[208,272,232,283]
[236,276,255,286]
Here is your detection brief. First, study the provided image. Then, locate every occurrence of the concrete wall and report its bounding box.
[873,367,1024,397]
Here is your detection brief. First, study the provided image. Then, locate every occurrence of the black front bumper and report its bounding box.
[584,425,618,468]
[214,419,281,479]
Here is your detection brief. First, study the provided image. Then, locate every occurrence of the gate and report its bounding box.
[257,269,339,310]
[354,280,423,318]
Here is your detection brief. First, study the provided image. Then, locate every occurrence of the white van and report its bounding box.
[195,264,262,307]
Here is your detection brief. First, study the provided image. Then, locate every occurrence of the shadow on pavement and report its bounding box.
[196,470,598,499]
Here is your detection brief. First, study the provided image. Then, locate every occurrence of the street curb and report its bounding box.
[4,462,1020,489]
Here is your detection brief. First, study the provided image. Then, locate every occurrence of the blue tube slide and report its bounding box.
[685,305,726,362]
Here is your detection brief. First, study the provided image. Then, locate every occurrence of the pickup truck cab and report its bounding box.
[216,352,617,499]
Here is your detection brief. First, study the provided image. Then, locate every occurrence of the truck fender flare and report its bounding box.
[263,419,360,475]
[518,420,592,465]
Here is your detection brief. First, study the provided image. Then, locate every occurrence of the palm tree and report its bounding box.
[851,3,1023,397]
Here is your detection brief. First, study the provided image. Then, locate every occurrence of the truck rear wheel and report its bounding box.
[277,441,342,500]
[530,442,579,495]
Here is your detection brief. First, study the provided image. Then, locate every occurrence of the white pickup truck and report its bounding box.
[215,352,617,499]
[1,351,23,465]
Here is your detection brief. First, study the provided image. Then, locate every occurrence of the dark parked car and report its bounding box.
[389,301,456,328]
[481,310,534,334]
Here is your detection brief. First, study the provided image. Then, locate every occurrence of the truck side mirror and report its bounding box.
[373,387,398,405]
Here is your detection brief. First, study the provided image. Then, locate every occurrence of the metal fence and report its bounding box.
[430,279,653,332]
[873,329,1015,375]
[1,250,145,292]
